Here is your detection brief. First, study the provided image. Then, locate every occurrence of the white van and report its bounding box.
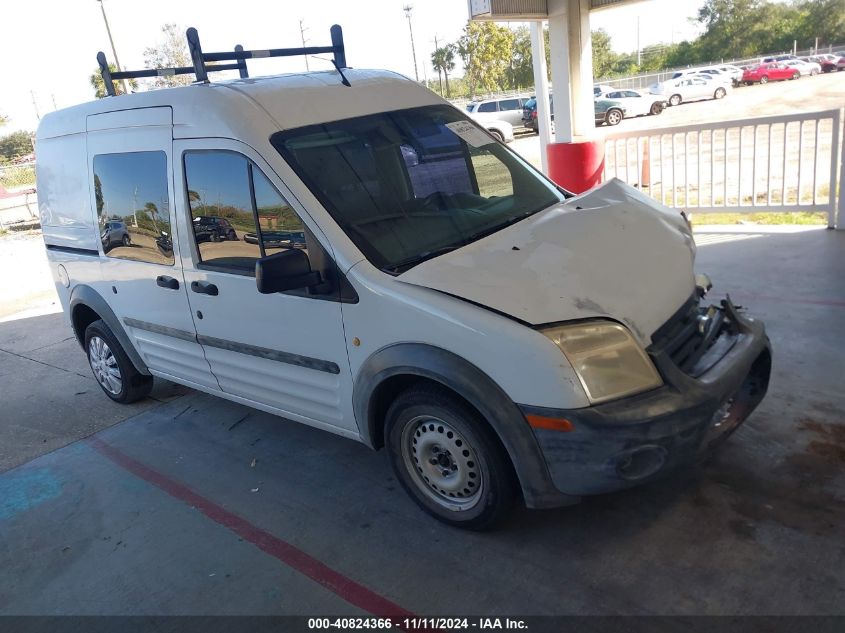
[37,27,771,529]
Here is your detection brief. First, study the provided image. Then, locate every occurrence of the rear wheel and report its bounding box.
[227,229,237,241]
[385,385,517,530]
[669,94,682,106]
[714,87,726,99]
[605,108,623,126]
[489,129,505,143]
[760,75,769,84]
[85,320,152,404]
[649,101,664,115]
[122,234,131,247]
[791,72,800,80]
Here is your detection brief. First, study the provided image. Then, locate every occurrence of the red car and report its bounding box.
[742,62,801,85]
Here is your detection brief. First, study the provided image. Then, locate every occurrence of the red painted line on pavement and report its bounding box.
[87,435,416,622]
[737,294,845,308]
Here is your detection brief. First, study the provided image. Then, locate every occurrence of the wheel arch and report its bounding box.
[353,342,575,509]
[69,284,150,375]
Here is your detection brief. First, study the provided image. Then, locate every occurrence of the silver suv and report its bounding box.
[465,97,530,128]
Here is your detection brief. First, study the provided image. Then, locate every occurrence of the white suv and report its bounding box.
[36,26,772,529]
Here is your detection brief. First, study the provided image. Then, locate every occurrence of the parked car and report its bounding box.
[784,58,822,76]
[805,54,840,73]
[742,62,800,84]
[649,76,730,106]
[465,97,530,128]
[594,98,627,126]
[675,68,733,86]
[466,113,515,143]
[762,54,798,63]
[37,28,772,529]
[192,216,238,242]
[593,84,613,98]
[100,220,130,251]
[711,64,745,85]
[603,89,667,117]
[522,94,554,133]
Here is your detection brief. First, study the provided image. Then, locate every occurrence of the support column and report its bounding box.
[529,22,552,174]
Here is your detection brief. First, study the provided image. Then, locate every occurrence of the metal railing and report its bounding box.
[602,109,843,227]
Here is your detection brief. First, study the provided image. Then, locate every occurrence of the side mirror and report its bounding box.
[256,249,321,294]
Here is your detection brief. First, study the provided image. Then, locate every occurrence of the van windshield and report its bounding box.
[271,105,564,273]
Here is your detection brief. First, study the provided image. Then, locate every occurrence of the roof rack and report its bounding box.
[97,24,348,97]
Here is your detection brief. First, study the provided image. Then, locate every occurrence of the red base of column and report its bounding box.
[546,140,604,194]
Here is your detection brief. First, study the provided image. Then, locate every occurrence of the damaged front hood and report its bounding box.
[398,179,696,345]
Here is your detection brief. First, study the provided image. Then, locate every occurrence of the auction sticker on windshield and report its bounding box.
[445,121,494,148]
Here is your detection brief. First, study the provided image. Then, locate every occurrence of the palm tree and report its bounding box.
[431,45,456,98]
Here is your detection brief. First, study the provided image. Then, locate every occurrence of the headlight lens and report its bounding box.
[541,321,663,404]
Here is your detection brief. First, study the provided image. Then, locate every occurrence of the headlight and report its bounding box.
[541,321,663,404]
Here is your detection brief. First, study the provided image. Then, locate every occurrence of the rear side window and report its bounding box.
[93,151,174,265]
[183,151,307,275]
[499,99,520,111]
[477,102,497,113]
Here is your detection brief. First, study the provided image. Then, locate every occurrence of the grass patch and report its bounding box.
[0,164,36,188]
[689,211,828,225]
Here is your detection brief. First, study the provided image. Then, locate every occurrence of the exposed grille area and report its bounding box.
[650,295,736,377]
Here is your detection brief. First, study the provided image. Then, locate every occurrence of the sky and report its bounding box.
[1,0,705,132]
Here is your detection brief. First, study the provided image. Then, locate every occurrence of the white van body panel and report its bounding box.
[342,261,590,410]
[398,179,696,347]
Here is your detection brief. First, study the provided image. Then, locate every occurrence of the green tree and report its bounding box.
[431,44,457,97]
[510,26,551,89]
[456,21,515,96]
[90,63,139,99]
[591,29,621,79]
[0,131,33,162]
[143,23,193,88]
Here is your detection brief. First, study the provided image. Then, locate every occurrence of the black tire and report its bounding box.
[605,108,623,126]
[227,229,237,241]
[649,101,664,115]
[791,72,800,80]
[122,234,131,247]
[84,319,152,404]
[669,94,682,106]
[385,385,517,530]
[210,231,220,242]
[760,75,769,84]
[489,129,505,143]
[714,87,726,99]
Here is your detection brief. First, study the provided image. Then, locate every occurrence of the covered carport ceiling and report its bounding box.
[468,0,647,19]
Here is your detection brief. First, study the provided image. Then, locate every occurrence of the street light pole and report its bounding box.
[299,19,310,71]
[403,5,420,82]
[96,0,129,95]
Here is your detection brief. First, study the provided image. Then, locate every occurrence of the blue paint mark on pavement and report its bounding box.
[0,467,63,520]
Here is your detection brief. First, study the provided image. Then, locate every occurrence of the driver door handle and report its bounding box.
[156,275,180,290]
[191,280,219,296]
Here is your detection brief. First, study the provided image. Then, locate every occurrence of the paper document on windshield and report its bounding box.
[446,121,494,148]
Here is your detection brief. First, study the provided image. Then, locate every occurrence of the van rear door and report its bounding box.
[86,108,218,390]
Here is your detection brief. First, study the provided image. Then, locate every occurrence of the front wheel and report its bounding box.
[669,94,682,106]
[385,385,517,530]
[227,229,237,241]
[85,320,152,404]
[791,72,800,80]
[649,101,665,115]
[489,129,505,143]
[122,234,131,247]
[714,87,726,99]
[760,75,769,84]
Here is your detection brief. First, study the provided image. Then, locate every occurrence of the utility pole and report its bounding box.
[96,0,129,94]
[636,16,641,67]
[30,91,41,121]
[299,19,310,71]
[403,5,419,82]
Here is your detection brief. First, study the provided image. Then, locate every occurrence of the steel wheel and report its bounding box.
[401,415,484,511]
[88,335,122,395]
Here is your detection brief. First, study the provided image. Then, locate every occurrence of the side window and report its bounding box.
[93,151,174,265]
[469,147,513,198]
[183,151,306,273]
[477,102,497,113]
[499,99,520,111]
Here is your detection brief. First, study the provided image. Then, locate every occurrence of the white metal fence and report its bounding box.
[602,109,844,227]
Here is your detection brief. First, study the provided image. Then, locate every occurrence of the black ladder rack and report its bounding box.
[97,25,347,96]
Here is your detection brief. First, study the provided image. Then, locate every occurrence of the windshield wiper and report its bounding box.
[386,243,467,274]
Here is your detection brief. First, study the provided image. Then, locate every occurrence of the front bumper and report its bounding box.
[520,296,772,497]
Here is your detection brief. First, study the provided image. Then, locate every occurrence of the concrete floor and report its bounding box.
[0,226,843,616]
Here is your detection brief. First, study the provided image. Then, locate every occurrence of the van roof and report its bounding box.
[37,69,441,140]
